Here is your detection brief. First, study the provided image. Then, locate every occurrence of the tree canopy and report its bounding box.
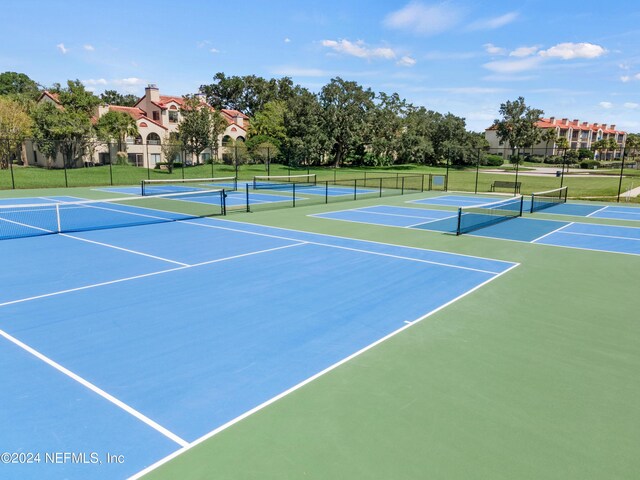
[494,97,544,157]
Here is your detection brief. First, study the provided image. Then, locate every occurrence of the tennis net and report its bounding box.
[141,176,237,196]
[0,189,226,241]
[530,186,568,213]
[253,173,317,190]
[456,196,523,235]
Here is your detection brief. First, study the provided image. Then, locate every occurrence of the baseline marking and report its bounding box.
[0,329,188,447]
[130,261,520,479]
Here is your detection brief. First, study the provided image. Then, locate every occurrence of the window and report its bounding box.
[150,153,161,166]
[168,110,179,123]
[147,133,161,145]
[152,111,160,121]
[128,153,143,167]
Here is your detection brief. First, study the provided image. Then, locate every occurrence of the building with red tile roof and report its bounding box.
[485,117,627,160]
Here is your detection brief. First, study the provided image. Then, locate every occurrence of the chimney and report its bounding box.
[98,105,109,117]
[593,123,599,128]
[572,119,579,125]
[234,114,243,127]
[582,122,588,126]
[145,84,160,103]
[549,116,555,124]
[195,92,206,103]
[610,124,616,130]
[601,124,607,129]
[561,118,568,125]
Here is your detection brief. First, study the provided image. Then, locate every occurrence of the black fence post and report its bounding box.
[325,180,329,203]
[9,141,16,189]
[292,182,296,207]
[353,179,357,200]
[63,158,68,188]
[617,150,626,202]
[474,148,480,194]
[379,177,383,197]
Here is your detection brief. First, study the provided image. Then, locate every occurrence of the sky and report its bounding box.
[2,0,640,132]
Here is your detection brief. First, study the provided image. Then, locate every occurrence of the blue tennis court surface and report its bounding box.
[0,210,517,479]
[312,205,640,255]
[410,194,640,220]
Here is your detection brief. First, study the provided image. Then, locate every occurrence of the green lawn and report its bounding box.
[0,162,638,202]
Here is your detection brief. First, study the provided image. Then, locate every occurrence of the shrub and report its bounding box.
[528,155,544,163]
[579,159,601,169]
[483,154,503,166]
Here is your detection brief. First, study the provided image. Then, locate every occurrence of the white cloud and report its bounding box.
[284,38,291,43]
[271,66,329,77]
[621,75,631,82]
[321,39,396,60]
[56,43,68,54]
[539,42,607,60]
[83,44,95,51]
[510,45,539,57]
[624,102,639,109]
[599,101,613,109]
[483,56,543,73]
[384,2,463,35]
[468,12,518,30]
[397,56,416,67]
[114,77,146,86]
[210,48,219,53]
[83,78,108,86]
[484,43,507,55]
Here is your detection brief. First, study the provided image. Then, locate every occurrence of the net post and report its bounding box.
[456,207,462,235]
[55,203,62,233]
[401,176,405,195]
[530,194,535,214]
[325,181,329,204]
[379,177,383,197]
[353,179,357,200]
[421,174,425,192]
[245,183,250,212]
[221,189,227,216]
[292,183,296,207]
[141,180,145,196]
[519,196,524,216]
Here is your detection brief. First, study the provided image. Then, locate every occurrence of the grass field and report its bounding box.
[1,184,637,480]
[1,162,638,203]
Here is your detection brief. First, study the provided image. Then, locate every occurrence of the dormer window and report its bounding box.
[168,110,179,123]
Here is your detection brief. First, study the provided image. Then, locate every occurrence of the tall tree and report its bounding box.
[0,71,40,99]
[95,110,139,152]
[32,80,99,168]
[540,128,557,162]
[0,97,33,168]
[99,90,139,107]
[249,100,287,145]
[319,77,375,167]
[177,95,220,164]
[282,87,326,165]
[368,92,407,165]
[494,97,544,160]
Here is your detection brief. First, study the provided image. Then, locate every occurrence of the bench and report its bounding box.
[490,180,521,193]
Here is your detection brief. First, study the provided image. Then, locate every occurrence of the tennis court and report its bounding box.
[311,205,640,255]
[0,194,517,479]
[410,194,640,221]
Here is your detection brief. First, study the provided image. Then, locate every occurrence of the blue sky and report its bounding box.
[2,0,640,132]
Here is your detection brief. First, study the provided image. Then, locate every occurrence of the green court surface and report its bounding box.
[2,187,639,480]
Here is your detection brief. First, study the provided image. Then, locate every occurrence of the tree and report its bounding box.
[319,77,375,167]
[32,80,99,168]
[177,95,217,164]
[249,100,287,145]
[95,110,139,153]
[99,90,139,107]
[624,133,640,161]
[200,73,295,116]
[367,92,407,165]
[282,87,326,166]
[540,128,557,162]
[591,139,607,161]
[494,97,544,160]
[0,71,40,99]
[161,133,182,173]
[0,97,33,168]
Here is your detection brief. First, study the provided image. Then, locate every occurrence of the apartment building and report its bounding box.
[485,117,627,159]
[25,84,249,168]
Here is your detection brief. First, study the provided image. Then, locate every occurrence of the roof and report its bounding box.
[38,91,61,105]
[486,117,626,135]
[107,105,167,130]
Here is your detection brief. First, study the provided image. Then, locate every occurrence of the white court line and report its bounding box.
[187,220,504,275]
[0,243,306,308]
[558,230,640,242]
[586,206,609,217]
[130,261,520,479]
[186,216,517,266]
[0,329,188,448]
[356,208,448,221]
[406,214,458,228]
[530,222,574,243]
[62,234,189,266]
